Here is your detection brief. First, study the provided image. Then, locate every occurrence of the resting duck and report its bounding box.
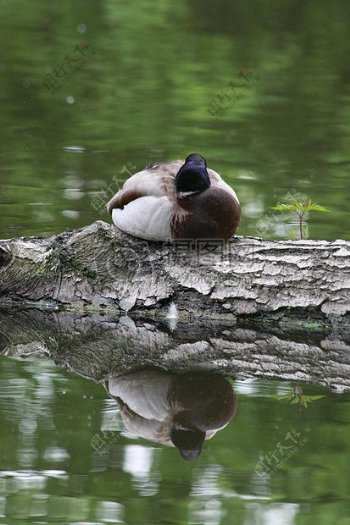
[107,153,240,241]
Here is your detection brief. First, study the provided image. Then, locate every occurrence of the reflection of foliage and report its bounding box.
[274,384,326,408]
[272,197,329,240]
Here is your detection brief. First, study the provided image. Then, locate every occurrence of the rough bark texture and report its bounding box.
[1,307,349,391]
[1,221,350,324]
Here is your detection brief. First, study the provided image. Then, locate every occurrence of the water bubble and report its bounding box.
[77,23,87,33]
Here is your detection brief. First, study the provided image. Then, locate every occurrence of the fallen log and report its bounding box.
[1,221,350,326]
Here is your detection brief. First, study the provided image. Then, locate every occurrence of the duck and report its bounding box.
[107,153,240,241]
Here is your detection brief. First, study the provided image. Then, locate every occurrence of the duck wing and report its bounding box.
[106,160,183,213]
[107,160,183,241]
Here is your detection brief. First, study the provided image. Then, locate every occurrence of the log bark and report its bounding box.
[1,221,350,324]
[1,307,349,391]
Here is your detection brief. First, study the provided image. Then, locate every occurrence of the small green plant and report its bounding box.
[271,197,329,240]
[273,384,325,408]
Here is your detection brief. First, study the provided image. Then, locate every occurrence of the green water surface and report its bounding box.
[1,0,350,240]
[1,1,350,523]
[1,356,350,525]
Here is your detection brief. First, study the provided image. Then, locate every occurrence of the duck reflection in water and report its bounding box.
[106,370,237,460]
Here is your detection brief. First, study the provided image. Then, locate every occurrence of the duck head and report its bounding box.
[175,153,210,196]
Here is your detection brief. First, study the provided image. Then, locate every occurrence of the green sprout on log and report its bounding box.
[271,197,329,240]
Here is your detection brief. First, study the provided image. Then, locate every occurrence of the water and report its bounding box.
[1,0,350,241]
[1,308,350,524]
[1,0,350,523]
[1,355,350,525]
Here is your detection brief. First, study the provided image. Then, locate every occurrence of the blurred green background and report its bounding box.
[1,1,350,523]
[1,0,350,240]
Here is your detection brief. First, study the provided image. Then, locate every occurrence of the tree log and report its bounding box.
[1,221,350,325]
[1,307,350,391]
